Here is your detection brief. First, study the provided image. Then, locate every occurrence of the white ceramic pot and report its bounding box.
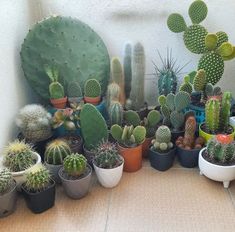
[199,148,235,188]
[93,157,124,188]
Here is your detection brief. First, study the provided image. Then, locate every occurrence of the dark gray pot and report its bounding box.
[149,146,176,171]
[83,145,96,166]
[59,165,92,199]
[0,181,17,218]
[44,162,62,184]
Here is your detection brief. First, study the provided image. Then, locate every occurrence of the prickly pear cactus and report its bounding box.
[20,16,110,100]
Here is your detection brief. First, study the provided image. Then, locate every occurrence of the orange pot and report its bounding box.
[118,144,142,172]
[142,137,153,158]
[84,96,101,105]
[50,97,67,109]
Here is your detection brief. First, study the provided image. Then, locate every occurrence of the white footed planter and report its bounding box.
[199,148,235,188]
[93,157,124,188]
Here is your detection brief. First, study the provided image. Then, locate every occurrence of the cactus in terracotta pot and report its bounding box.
[67,81,83,104]
[84,79,101,105]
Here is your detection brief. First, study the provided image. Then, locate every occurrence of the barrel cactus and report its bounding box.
[0,169,13,194]
[108,101,123,126]
[63,154,87,177]
[4,140,35,172]
[16,104,52,142]
[84,79,101,98]
[20,16,110,100]
[123,43,132,99]
[45,139,71,165]
[167,0,235,85]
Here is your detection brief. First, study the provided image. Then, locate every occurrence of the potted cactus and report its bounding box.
[44,139,71,183]
[175,116,205,168]
[199,135,235,188]
[199,92,235,143]
[84,79,101,105]
[59,153,92,199]
[149,126,175,171]
[110,124,146,172]
[45,65,67,109]
[67,81,83,105]
[0,169,17,218]
[93,141,124,188]
[21,164,56,213]
[3,140,41,188]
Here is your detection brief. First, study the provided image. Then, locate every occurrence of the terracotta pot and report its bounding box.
[142,137,153,158]
[50,97,67,109]
[84,96,101,105]
[118,144,142,172]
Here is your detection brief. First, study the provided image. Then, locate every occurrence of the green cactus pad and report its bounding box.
[198,51,224,85]
[179,82,193,95]
[217,42,233,57]
[158,95,166,106]
[124,110,141,127]
[216,31,228,48]
[147,110,161,127]
[174,91,190,111]
[160,105,171,119]
[132,126,146,144]
[205,34,218,50]
[20,16,110,100]
[166,93,175,111]
[170,111,185,130]
[188,0,208,24]
[84,79,101,97]
[67,81,82,98]
[110,124,123,142]
[167,13,187,33]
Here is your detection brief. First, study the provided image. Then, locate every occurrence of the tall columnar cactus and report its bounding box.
[130,43,145,110]
[111,124,146,147]
[123,43,132,99]
[20,16,110,100]
[4,140,35,172]
[67,81,83,103]
[0,169,13,194]
[16,104,52,142]
[106,82,121,109]
[80,104,108,150]
[63,154,87,177]
[183,116,196,148]
[45,139,71,165]
[84,79,101,98]
[111,57,125,105]
[151,126,173,152]
[167,0,235,85]
[108,101,123,126]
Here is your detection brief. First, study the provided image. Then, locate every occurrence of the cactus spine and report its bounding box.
[0,169,13,194]
[123,43,132,99]
[108,101,123,126]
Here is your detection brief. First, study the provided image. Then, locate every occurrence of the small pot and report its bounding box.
[199,148,235,188]
[50,96,67,109]
[84,96,101,105]
[0,180,17,218]
[176,146,201,168]
[61,135,83,153]
[83,145,96,166]
[149,146,176,171]
[59,165,92,199]
[171,130,185,143]
[44,162,62,184]
[93,156,124,188]
[118,144,142,172]
[21,180,56,213]
[68,97,83,105]
[142,137,153,158]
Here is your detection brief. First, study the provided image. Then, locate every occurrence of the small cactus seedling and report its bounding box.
[0,169,14,195]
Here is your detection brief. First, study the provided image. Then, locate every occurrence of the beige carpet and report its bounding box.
[1,160,235,232]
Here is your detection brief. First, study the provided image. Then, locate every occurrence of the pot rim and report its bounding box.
[149,145,175,155]
[117,143,142,149]
[199,123,235,135]
[0,180,17,199]
[50,96,68,102]
[93,155,124,170]
[44,161,63,167]
[199,147,235,169]
[176,145,203,152]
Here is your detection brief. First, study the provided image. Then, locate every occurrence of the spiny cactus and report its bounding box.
[179,76,193,95]
[108,101,123,126]
[129,42,145,110]
[151,126,173,152]
[63,154,87,177]
[111,124,146,148]
[124,110,141,127]
[25,164,50,192]
[123,43,132,99]
[80,103,108,150]
[4,140,35,172]
[67,81,83,103]
[0,169,13,194]
[106,82,121,109]
[45,139,71,165]
[167,0,235,85]
[16,104,52,142]
[84,79,101,98]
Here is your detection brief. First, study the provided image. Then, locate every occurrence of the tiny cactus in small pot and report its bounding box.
[67,81,83,105]
[84,79,101,105]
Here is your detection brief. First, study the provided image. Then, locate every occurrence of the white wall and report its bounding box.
[1,0,235,151]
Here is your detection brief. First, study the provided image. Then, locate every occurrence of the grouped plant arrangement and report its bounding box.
[21,164,56,213]
[93,140,124,188]
[58,153,92,199]
[0,169,17,218]
[199,135,235,188]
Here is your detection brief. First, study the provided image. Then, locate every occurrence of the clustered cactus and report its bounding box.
[0,169,14,195]
[45,139,71,165]
[84,79,101,98]
[151,126,173,152]
[4,140,35,172]
[63,154,87,177]
[206,135,235,164]
[111,124,146,148]
[16,104,52,142]
[93,141,123,169]
[158,91,190,131]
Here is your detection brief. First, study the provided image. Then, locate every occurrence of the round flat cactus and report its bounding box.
[20,16,110,100]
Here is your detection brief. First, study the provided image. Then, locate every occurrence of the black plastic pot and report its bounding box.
[176,146,201,168]
[171,130,185,143]
[21,180,56,214]
[149,146,176,171]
